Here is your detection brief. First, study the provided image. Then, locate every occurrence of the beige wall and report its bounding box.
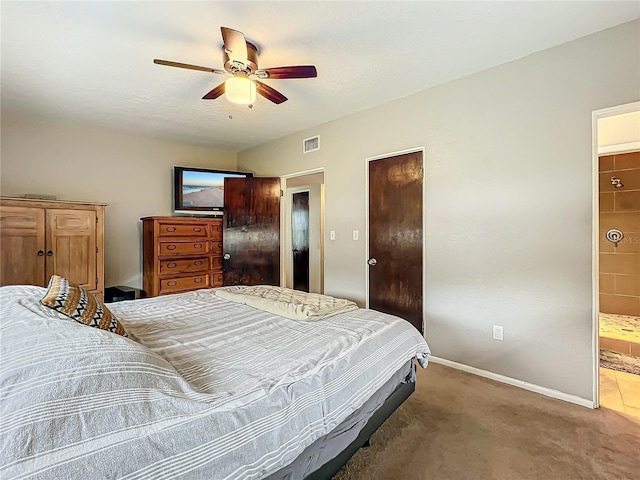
[238,20,640,401]
[0,111,237,288]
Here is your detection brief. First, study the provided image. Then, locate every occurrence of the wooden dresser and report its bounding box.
[142,216,223,297]
[0,196,107,300]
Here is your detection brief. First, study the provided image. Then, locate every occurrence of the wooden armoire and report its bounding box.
[0,197,107,300]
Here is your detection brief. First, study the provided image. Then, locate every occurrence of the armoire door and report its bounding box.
[46,209,97,290]
[0,206,46,287]
[223,177,281,286]
[368,151,424,333]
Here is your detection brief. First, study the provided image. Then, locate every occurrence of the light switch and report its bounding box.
[330,230,336,240]
[353,230,359,241]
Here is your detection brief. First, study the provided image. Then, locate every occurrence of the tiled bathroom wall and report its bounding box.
[599,151,640,316]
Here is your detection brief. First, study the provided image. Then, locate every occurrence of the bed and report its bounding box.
[0,284,430,479]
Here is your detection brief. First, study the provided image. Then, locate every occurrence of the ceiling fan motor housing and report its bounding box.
[224,41,259,74]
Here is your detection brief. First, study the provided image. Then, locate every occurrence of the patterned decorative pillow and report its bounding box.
[40,275,128,337]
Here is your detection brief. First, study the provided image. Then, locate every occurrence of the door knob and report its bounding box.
[223,253,231,260]
[46,250,53,257]
[37,250,44,256]
[367,258,377,266]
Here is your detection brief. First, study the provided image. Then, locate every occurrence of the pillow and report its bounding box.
[40,275,128,337]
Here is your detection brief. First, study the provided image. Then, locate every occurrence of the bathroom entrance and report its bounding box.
[595,104,640,419]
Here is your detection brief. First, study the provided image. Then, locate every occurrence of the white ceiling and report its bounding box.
[2,1,638,151]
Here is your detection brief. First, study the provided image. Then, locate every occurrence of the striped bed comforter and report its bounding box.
[0,285,430,480]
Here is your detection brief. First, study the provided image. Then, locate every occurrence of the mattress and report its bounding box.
[0,286,430,479]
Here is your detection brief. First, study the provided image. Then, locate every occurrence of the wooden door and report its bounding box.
[0,206,46,286]
[223,177,281,286]
[368,151,423,333]
[46,209,97,290]
[292,191,310,292]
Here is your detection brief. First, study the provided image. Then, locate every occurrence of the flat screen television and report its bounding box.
[173,166,253,216]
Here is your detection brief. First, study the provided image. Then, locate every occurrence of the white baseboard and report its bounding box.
[429,356,595,409]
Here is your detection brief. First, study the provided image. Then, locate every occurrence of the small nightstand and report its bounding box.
[104,286,145,303]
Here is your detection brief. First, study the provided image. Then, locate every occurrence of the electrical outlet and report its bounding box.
[492,325,504,341]
[353,230,359,241]
[330,230,336,241]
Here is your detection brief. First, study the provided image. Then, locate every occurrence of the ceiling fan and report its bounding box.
[154,27,317,106]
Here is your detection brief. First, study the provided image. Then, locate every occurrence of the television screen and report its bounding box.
[174,166,253,215]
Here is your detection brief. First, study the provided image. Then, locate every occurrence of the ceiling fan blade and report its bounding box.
[154,59,225,74]
[255,80,287,104]
[202,82,226,100]
[221,27,248,63]
[260,66,317,79]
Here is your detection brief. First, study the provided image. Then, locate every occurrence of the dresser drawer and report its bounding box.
[211,255,223,271]
[212,272,224,287]
[160,257,210,275]
[211,241,223,253]
[158,223,208,237]
[160,274,210,294]
[211,223,223,241]
[159,241,209,256]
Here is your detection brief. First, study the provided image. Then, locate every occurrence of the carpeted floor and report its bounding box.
[333,363,640,480]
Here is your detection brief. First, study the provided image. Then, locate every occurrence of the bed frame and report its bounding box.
[304,372,416,479]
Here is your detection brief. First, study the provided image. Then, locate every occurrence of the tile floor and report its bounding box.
[600,367,640,419]
[600,313,640,418]
[599,313,639,419]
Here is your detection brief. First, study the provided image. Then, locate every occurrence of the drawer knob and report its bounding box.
[193,227,202,232]
[194,278,202,283]
[167,263,177,268]
[166,227,176,232]
[194,261,203,266]
[167,245,177,251]
[167,281,177,286]
[194,244,202,249]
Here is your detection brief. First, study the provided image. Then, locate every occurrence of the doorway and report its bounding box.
[366,149,425,334]
[592,102,640,417]
[282,170,324,294]
[292,191,310,292]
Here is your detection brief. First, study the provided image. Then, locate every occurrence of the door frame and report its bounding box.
[365,147,427,334]
[280,168,325,292]
[591,101,640,408]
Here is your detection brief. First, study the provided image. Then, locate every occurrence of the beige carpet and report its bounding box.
[333,363,640,480]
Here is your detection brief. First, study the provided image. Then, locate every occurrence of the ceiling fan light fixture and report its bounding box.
[225,75,256,105]
[155,27,317,105]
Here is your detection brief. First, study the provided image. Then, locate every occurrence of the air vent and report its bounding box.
[303,135,320,154]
